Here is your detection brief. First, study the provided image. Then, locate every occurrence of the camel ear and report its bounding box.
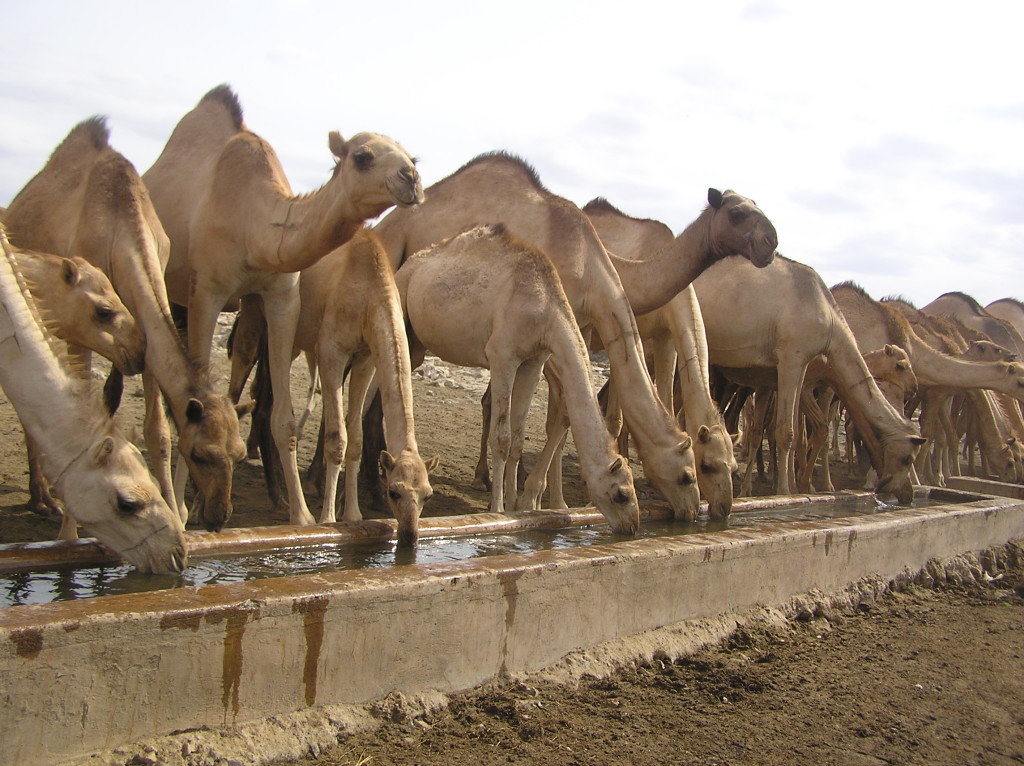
[608,456,624,474]
[708,188,724,209]
[380,450,396,473]
[91,435,115,467]
[730,432,741,446]
[1009,437,1018,446]
[678,435,693,452]
[60,258,80,287]
[328,130,348,159]
[697,424,712,444]
[884,344,896,356]
[896,360,909,371]
[185,398,205,423]
[235,399,255,418]
[424,456,440,473]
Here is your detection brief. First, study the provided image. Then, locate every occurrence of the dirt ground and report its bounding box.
[2,338,1023,766]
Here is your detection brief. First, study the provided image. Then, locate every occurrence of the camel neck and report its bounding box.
[611,209,716,317]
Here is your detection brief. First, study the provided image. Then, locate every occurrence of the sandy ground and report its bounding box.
[1,336,1023,766]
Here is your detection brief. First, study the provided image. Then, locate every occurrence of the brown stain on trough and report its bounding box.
[496,570,524,674]
[10,627,43,659]
[824,531,834,556]
[293,595,330,707]
[204,603,260,721]
[847,529,858,557]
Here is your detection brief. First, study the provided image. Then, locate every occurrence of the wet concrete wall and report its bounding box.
[1,496,1022,765]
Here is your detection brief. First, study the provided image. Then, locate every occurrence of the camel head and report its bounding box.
[179,394,249,532]
[587,455,641,535]
[380,449,439,547]
[694,423,738,520]
[707,189,778,268]
[328,131,424,216]
[966,339,1017,363]
[60,424,188,574]
[874,433,927,505]
[641,433,701,522]
[865,344,918,401]
[47,256,147,376]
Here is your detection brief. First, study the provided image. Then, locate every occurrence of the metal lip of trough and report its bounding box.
[1,487,1022,766]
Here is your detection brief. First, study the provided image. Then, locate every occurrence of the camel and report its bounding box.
[142,84,423,527]
[578,196,751,518]
[692,256,925,502]
[0,227,187,573]
[986,298,1024,341]
[12,248,147,517]
[799,344,918,493]
[832,284,1024,486]
[396,224,640,532]
[924,292,1024,359]
[240,228,437,544]
[367,153,775,520]
[3,117,248,532]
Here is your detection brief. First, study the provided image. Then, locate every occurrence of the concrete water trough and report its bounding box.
[2,486,1023,765]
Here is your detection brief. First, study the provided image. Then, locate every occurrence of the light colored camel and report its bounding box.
[800,344,918,493]
[293,228,437,544]
[3,117,248,532]
[396,223,640,532]
[579,196,751,518]
[371,153,775,520]
[924,292,1024,359]
[12,248,147,518]
[986,298,1024,342]
[0,228,186,573]
[693,256,925,502]
[143,84,423,527]
[833,283,1024,486]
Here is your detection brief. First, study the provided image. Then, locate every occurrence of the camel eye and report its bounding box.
[700,462,717,474]
[678,471,695,487]
[116,494,144,516]
[95,305,115,323]
[728,207,749,223]
[353,148,374,171]
[613,487,632,504]
[388,489,401,502]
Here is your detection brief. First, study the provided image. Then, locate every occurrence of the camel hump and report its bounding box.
[200,84,244,130]
[936,290,984,312]
[582,197,623,215]
[65,116,111,152]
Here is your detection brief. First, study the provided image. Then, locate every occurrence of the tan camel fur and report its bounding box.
[986,298,1024,342]
[924,292,1024,359]
[834,285,1024,486]
[693,257,924,502]
[509,189,776,518]
[370,153,774,519]
[3,117,248,531]
[801,344,918,493]
[143,85,423,528]
[0,228,187,572]
[293,228,438,543]
[396,224,640,532]
[580,196,751,518]
[12,248,146,518]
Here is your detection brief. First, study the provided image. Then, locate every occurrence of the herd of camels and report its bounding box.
[1,83,1022,575]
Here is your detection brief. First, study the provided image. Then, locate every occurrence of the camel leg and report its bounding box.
[24,428,61,516]
[140,367,179,521]
[506,357,545,511]
[774,361,807,495]
[341,357,375,524]
[542,374,573,509]
[519,383,568,510]
[486,356,517,514]
[739,389,769,497]
[472,386,493,491]
[317,346,351,525]
[263,285,315,526]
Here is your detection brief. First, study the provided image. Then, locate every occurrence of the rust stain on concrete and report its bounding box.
[293,595,330,707]
[10,627,43,659]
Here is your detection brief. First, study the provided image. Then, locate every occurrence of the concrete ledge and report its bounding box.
[1,493,1022,765]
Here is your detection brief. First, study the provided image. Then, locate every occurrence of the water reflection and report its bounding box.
[0,494,936,608]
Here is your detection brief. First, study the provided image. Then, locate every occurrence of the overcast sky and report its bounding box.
[1,1,1021,308]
